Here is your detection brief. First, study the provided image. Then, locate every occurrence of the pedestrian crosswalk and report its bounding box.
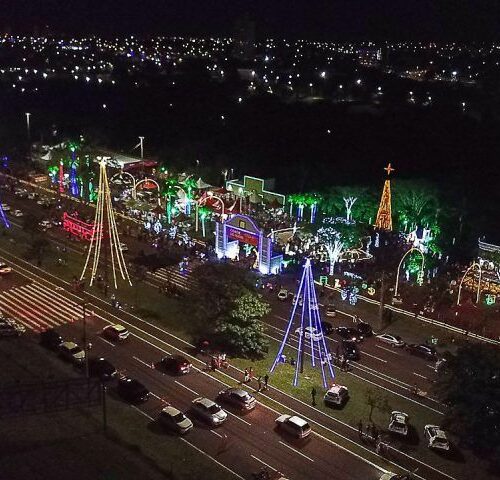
[147,263,197,291]
[0,282,85,333]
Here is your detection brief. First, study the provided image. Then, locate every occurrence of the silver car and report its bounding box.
[59,341,85,364]
[158,406,193,434]
[191,397,227,426]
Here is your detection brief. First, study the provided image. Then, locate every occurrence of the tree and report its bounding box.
[317,226,344,275]
[343,196,357,223]
[434,344,500,458]
[366,388,392,422]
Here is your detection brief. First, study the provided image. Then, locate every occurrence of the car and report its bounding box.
[119,243,128,252]
[321,321,334,335]
[191,397,227,426]
[323,384,349,407]
[217,388,256,411]
[59,341,85,364]
[424,424,450,451]
[392,295,403,305]
[325,304,336,317]
[335,326,363,343]
[376,333,405,348]
[342,340,360,361]
[27,192,38,200]
[158,406,193,434]
[388,411,409,436]
[88,357,117,380]
[405,343,437,360]
[39,220,53,230]
[275,414,312,439]
[1,203,10,212]
[11,209,23,217]
[117,376,150,403]
[40,328,63,349]
[295,326,323,341]
[357,320,373,337]
[0,318,26,337]
[379,474,410,480]
[160,354,192,375]
[0,263,12,275]
[102,324,129,341]
[293,295,303,307]
[277,288,289,301]
[14,189,28,198]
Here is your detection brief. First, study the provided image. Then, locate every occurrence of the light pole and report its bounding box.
[138,136,144,159]
[25,112,31,140]
[81,298,89,379]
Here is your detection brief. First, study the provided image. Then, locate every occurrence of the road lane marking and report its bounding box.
[150,392,162,400]
[174,380,199,396]
[180,437,245,480]
[131,405,154,420]
[210,430,223,438]
[413,372,428,380]
[251,455,278,472]
[133,356,153,368]
[225,410,252,426]
[98,336,115,347]
[278,441,314,462]
[360,351,387,363]
[375,345,404,355]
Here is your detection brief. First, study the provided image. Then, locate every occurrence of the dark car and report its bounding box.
[335,327,363,343]
[217,387,256,411]
[117,376,149,403]
[160,354,192,375]
[357,321,373,337]
[321,321,334,335]
[406,344,437,360]
[40,329,63,349]
[342,340,360,361]
[88,357,117,380]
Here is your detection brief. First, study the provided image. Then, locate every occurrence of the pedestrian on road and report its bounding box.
[372,424,378,440]
[257,376,262,392]
[243,368,250,383]
[249,367,254,381]
[311,387,317,406]
[264,374,269,390]
[358,420,363,439]
[211,357,217,372]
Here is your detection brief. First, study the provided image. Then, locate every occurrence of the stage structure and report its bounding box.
[215,214,283,275]
[270,259,335,387]
[80,159,132,288]
[374,163,394,231]
[63,212,98,241]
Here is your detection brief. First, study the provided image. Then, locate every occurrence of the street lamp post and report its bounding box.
[138,136,144,160]
[25,112,31,140]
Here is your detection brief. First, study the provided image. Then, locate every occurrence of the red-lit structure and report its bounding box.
[63,212,99,241]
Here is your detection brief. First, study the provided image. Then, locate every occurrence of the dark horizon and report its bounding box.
[2,0,499,41]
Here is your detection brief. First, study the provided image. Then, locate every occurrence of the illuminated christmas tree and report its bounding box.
[374,163,394,231]
[271,259,335,387]
[80,159,132,288]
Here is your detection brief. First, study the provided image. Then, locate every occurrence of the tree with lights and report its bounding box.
[317,226,344,275]
[163,177,180,223]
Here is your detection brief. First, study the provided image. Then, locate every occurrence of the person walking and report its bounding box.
[249,367,254,381]
[257,376,263,392]
[311,387,317,406]
[358,420,363,440]
[243,368,250,383]
[264,373,269,390]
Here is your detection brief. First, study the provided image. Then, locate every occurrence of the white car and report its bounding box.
[191,397,227,426]
[1,203,10,212]
[158,406,193,434]
[14,189,28,198]
[275,414,311,439]
[12,209,23,217]
[0,263,12,275]
[119,243,128,252]
[39,220,53,230]
[323,384,349,407]
[424,425,450,451]
[27,192,38,200]
[325,304,336,317]
[295,326,323,341]
[59,341,85,364]
[277,288,288,301]
[376,333,405,348]
[388,411,409,436]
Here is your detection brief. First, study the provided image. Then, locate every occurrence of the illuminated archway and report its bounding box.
[394,247,425,297]
[457,262,482,305]
[196,193,225,232]
[110,171,137,199]
[135,178,161,205]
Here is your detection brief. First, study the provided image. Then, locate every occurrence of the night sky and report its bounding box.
[2,0,499,40]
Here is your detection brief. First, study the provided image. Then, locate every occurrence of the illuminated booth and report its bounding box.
[215,214,283,275]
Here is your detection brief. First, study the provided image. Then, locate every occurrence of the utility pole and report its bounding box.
[378,271,386,330]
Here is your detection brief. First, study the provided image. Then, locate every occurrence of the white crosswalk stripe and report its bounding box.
[0,282,85,332]
[147,263,197,291]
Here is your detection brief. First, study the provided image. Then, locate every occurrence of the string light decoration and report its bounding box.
[374,163,394,231]
[80,159,132,288]
[0,197,10,229]
[270,258,335,387]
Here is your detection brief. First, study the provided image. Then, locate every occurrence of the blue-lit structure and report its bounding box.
[0,194,10,229]
[270,259,335,387]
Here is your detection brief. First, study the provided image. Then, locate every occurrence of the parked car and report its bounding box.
[160,354,192,375]
[11,209,23,217]
[102,324,129,341]
[325,304,336,317]
[1,203,10,212]
[424,425,450,451]
[217,388,256,411]
[158,406,193,434]
[275,414,312,439]
[388,411,409,436]
[59,341,85,364]
[88,357,117,380]
[40,328,63,349]
[406,344,437,360]
[277,288,289,301]
[0,318,26,337]
[321,321,334,335]
[0,263,13,275]
[323,384,349,408]
[335,326,363,343]
[342,340,360,361]
[191,397,227,426]
[357,320,373,337]
[117,376,150,403]
[376,333,405,348]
